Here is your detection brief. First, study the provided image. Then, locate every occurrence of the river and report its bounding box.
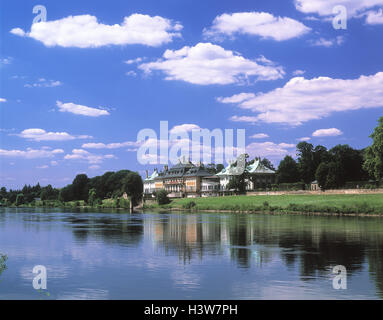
[0,207,382,299]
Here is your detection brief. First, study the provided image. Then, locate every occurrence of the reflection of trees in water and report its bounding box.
[38,208,383,297]
[65,212,144,246]
[0,254,7,279]
[153,213,383,296]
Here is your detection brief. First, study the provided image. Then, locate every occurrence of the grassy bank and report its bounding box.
[2,198,130,209]
[143,194,383,215]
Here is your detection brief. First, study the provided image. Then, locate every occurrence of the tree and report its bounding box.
[315,162,343,190]
[260,158,275,171]
[277,156,300,183]
[122,172,143,207]
[156,189,170,205]
[59,185,74,202]
[88,188,97,206]
[15,193,24,206]
[72,174,89,201]
[364,116,383,182]
[296,142,315,183]
[329,144,367,182]
[227,174,247,193]
[216,164,224,173]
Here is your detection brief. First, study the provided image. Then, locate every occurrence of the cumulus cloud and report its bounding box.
[56,101,110,117]
[169,124,202,134]
[203,12,310,41]
[250,133,269,139]
[138,42,284,85]
[295,0,383,17]
[16,128,92,141]
[312,128,343,137]
[0,147,64,159]
[295,0,383,25]
[246,141,295,160]
[0,98,6,103]
[10,14,182,48]
[64,149,116,164]
[362,9,383,24]
[218,72,383,125]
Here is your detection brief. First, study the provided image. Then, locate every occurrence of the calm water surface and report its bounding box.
[0,207,382,299]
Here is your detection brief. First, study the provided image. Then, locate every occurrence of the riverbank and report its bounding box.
[143,194,383,215]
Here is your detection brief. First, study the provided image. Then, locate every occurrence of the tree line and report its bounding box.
[0,170,143,207]
[277,116,383,189]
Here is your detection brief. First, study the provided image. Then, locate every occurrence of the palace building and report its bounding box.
[143,156,276,198]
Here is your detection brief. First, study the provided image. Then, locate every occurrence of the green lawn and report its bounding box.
[145,194,383,214]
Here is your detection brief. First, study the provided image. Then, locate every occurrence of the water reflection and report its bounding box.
[1,207,383,299]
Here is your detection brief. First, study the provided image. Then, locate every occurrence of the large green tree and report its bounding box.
[72,174,90,201]
[122,172,143,206]
[277,155,300,183]
[364,117,383,182]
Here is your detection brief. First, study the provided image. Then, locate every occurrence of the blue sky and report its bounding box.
[1,0,383,189]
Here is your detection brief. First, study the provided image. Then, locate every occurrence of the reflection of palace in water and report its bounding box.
[63,209,383,297]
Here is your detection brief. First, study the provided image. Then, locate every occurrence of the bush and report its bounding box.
[156,189,170,205]
[183,201,196,209]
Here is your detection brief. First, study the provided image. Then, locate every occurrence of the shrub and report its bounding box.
[156,189,170,205]
[183,201,196,209]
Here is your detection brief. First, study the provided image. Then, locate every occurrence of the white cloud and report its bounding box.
[295,0,383,25]
[203,12,310,41]
[10,14,182,48]
[0,147,64,159]
[250,133,269,139]
[10,28,25,37]
[50,160,58,166]
[169,124,202,134]
[24,79,62,88]
[295,0,383,17]
[217,93,256,104]
[37,165,49,169]
[229,115,259,124]
[88,165,101,170]
[64,149,116,164]
[309,36,345,47]
[0,98,6,103]
[82,141,139,149]
[363,9,383,24]
[138,42,284,85]
[16,128,92,141]
[218,72,383,125]
[298,137,311,141]
[126,71,137,77]
[56,101,110,117]
[292,69,306,76]
[312,128,343,137]
[246,141,295,159]
[124,57,143,64]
